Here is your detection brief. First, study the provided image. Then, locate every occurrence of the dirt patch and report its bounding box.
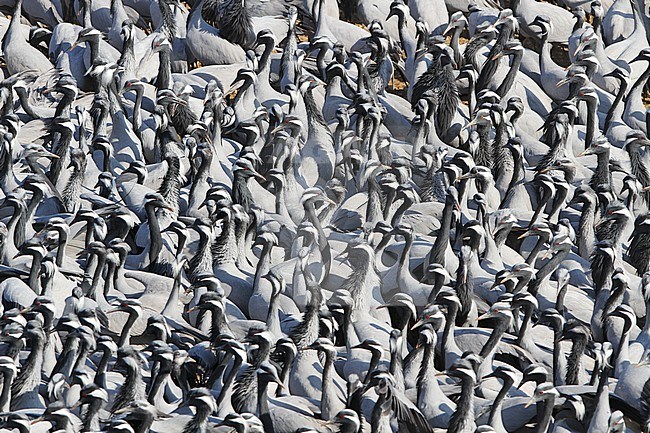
[388,74,409,99]
[391,76,407,91]
[551,43,571,68]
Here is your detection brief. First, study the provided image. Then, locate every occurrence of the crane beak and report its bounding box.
[415,48,428,60]
[411,318,425,330]
[112,407,131,415]
[270,123,288,134]
[489,281,502,291]
[252,171,266,182]
[226,80,245,97]
[517,230,531,239]
[524,398,535,408]
[461,118,477,131]
[499,274,514,284]
[493,15,507,27]
[556,77,570,88]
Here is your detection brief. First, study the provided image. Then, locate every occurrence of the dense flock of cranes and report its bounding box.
[1,0,650,430]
